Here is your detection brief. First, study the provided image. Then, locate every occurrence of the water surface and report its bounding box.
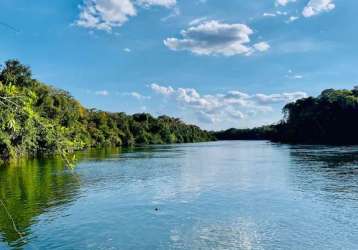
[1,141,358,249]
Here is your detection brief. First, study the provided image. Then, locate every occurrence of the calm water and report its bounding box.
[1,141,358,250]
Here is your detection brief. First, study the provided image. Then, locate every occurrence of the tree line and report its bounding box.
[0,60,213,164]
[214,87,358,145]
[2,59,356,164]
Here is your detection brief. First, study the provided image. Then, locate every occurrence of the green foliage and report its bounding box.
[0,60,213,163]
[214,87,358,145]
[213,126,276,141]
[0,158,81,246]
[273,87,358,144]
[0,60,33,87]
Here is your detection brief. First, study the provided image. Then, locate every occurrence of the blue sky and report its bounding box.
[0,0,357,130]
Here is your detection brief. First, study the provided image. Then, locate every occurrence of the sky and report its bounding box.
[0,0,357,130]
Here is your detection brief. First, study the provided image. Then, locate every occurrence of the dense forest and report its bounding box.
[214,87,358,145]
[0,60,213,164]
[273,87,358,144]
[213,126,276,141]
[2,59,357,165]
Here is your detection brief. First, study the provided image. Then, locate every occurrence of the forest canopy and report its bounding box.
[2,59,356,165]
[214,86,358,145]
[0,60,213,163]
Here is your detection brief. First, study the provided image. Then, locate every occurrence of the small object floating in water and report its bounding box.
[155,207,159,211]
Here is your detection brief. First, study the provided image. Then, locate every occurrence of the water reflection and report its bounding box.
[289,145,358,167]
[0,147,140,249]
[1,143,358,249]
[0,158,81,249]
[288,145,358,201]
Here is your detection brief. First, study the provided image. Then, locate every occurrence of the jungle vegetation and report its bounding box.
[213,126,276,141]
[272,87,358,144]
[214,87,358,145]
[2,59,356,165]
[0,60,213,164]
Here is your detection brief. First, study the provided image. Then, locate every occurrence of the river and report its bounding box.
[0,141,358,249]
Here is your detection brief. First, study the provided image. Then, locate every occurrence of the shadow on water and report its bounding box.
[0,157,81,249]
[287,144,358,201]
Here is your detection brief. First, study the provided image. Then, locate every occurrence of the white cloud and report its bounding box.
[150,83,307,124]
[262,11,288,18]
[287,16,299,23]
[118,91,151,100]
[95,90,110,96]
[164,20,270,56]
[76,0,137,31]
[263,13,277,17]
[253,42,270,52]
[275,0,296,6]
[276,11,288,16]
[123,47,131,52]
[302,0,335,17]
[151,83,175,96]
[76,0,176,31]
[188,17,208,26]
[129,91,151,100]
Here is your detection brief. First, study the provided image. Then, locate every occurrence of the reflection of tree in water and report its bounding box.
[80,145,184,160]
[0,158,81,249]
[289,145,358,166]
[79,147,123,160]
[0,147,133,249]
[288,145,358,201]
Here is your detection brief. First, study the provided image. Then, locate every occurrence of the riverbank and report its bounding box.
[213,87,358,145]
[0,60,213,163]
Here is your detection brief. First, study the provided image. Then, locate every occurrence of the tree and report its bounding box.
[0,60,213,163]
[0,60,33,87]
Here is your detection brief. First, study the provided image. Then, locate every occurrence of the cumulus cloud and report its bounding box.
[151,83,175,96]
[164,20,270,56]
[150,83,307,124]
[76,0,136,31]
[76,0,176,31]
[302,0,335,17]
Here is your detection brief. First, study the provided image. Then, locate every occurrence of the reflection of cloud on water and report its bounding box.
[169,218,266,250]
[152,141,290,204]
